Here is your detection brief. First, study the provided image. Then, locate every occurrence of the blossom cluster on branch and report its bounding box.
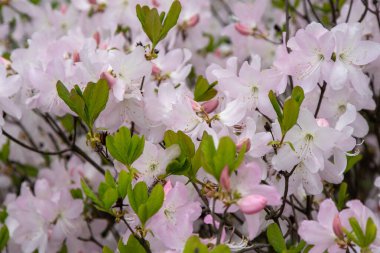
[0,0,380,253]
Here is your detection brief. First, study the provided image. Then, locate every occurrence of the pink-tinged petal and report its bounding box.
[250,185,281,206]
[237,194,267,215]
[333,214,344,239]
[317,199,339,229]
[164,180,173,196]
[244,214,261,239]
[234,23,252,36]
[236,138,251,153]
[350,41,380,65]
[298,220,335,245]
[220,166,230,191]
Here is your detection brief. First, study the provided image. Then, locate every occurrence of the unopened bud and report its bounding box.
[152,64,161,76]
[234,23,252,36]
[151,0,159,7]
[237,194,267,215]
[186,14,200,28]
[201,99,219,114]
[316,118,330,128]
[88,0,97,4]
[190,99,202,112]
[164,180,173,196]
[333,214,344,239]
[236,138,251,153]
[93,32,101,47]
[60,4,68,14]
[100,71,116,88]
[220,166,230,191]
[72,50,80,63]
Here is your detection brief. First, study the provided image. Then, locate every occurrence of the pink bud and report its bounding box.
[60,4,68,14]
[201,99,219,114]
[93,32,101,47]
[333,214,344,239]
[151,0,159,7]
[164,180,173,196]
[190,99,202,112]
[220,166,230,191]
[152,64,161,75]
[316,118,330,127]
[237,194,267,215]
[186,14,200,28]
[88,0,97,4]
[100,72,116,88]
[236,138,251,153]
[234,23,252,36]
[72,50,80,63]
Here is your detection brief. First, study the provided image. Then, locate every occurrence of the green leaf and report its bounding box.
[128,181,149,214]
[345,154,363,173]
[183,236,208,253]
[164,130,195,158]
[213,137,236,177]
[282,99,300,134]
[56,81,86,120]
[194,76,218,102]
[364,218,377,247]
[268,90,283,124]
[58,243,68,253]
[70,188,83,199]
[145,8,162,47]
[159,0,182,41]
[102,188,118,209]
[336,182,348,210]
[83,79,109,126]
[81,179,103,207]
[210,245,231,253]
[0,226,9,251]
[0,140,10,162]
[267,223,287,252]
[146,184,164,219]
[0,209,7,224]
[349,217,366,247]
[291,86,305,106]
[106,127,145,166]
[122,235,146,253]
[102,246,114,253]
[105,170,117,188]
[118,170,131,199]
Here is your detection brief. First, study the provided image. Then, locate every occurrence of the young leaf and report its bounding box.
[349,217,366,247]
[81,179,103,207]
[336,182,348,210]
[122,235,146,253]
[266,223,287,252]
[0,226,9,251]
[210,245,231,253]
[118,170,131,199]
[281,99,300,134]
[146,183,164,219]
[104,170,117,188]
[106,127,145,166]
[194,76,217,102]
[364,217,377,247]
[183,236,208,253]
[128,181,149,214]
[102,188,118,209]
[56,81,85,120]
[82,79,109,126]
[145,8,162,47]
[159,0,182,41]
[268,90,283,124]
[291,86,305,105]
[102,246,113,253]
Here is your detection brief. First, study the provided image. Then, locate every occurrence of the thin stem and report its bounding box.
[345,0,354,22]
[314,81,327,118]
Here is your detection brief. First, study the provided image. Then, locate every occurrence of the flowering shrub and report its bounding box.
[0,0,380,252]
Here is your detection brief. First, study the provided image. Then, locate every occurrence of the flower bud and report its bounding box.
[152,64,161,76]
[190,99,202,112]
[88,0,97,4]
[332,214,344,239]
[234,23,252,36]
[72,50,80,63]
[93,32,101,47]
[201,99,219,114]
[151,0,159,7]
[237,194,267,215]
[316,118,330,128]
[186,14,200,28]
[60,4,68,14]
[164,180,173,196]
[100,71,116,88]
[220,166,230,191]
[236,138,251,153]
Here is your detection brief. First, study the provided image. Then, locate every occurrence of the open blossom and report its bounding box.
[147,182,201,251]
